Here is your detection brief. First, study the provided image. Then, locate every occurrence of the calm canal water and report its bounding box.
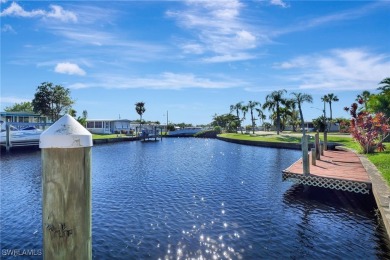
[1,138,390,259]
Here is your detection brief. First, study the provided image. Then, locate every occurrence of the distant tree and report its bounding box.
[32,82,74,122]
[263,89,287,135]
[320,95,329,131]
[135,101,146,132]
[167,123,176,131]
[240,105,248,131]
[291,92,313,135]
[211,113,236,132]
[255,107,266,127]
[247,101,260,134]
[68,108,77,117]
[356,90,371,111]
[4,101,34,112]
[76,109,88,126]
[325,93,339,121]
[312,115,326,132]
[230,102,243,134]
[377,77,390,92]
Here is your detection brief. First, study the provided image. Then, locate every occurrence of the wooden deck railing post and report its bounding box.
[315,132,320,160]
[311,148,316,166]
[302,135,309,175]
[324,131,328,151]
[40,114,93,260]
[6,122,11,152]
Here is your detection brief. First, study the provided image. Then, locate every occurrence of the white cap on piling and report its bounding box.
[40,114,93,148]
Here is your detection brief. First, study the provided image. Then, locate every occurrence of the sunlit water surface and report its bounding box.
[1,138,390,259]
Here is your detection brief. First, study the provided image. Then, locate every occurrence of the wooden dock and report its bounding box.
[282,149,371,194]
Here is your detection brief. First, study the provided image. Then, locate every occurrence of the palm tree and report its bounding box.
[241,105,248,131]
[291,92,313,175]
[135,102,146,134]
[262,89,287,135]
[230,102,243,133]
[378,77,390,92]
[326,93,339,121]
[255,107,266,130]
[321,95,329,132]
[247,101,260,134]
[291,92,313,136]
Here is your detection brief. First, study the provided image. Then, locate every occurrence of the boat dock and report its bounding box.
[282,148,372,194]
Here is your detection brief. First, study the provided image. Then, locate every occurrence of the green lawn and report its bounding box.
[219,132,390,185]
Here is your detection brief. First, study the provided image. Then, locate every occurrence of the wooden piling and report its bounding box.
[311,148,316,166]
[6,122,11,152]
[301,135,309,175]
[324,131,328,151]
[40,114,93,260]
[315,132,320,160]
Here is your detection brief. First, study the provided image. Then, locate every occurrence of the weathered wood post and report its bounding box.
[40,114,93,260]
[321,142,324,156]
[323,131,328,151]
[302,135,309,175]
[315,132,320,160]
[311,148,316,166]
[6,122,11,153]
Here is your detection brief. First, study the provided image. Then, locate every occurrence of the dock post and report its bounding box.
[5,122,11,153]
[315,132,320,160]
[321,142,324,156]
[302,135,309,175]
[40,114,93,260]
[323,131,328,151]
[311,148,316,166]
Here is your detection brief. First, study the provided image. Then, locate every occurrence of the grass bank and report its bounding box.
[219,132,390,185]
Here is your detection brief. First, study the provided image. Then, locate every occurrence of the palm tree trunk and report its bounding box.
[276,103,280,135]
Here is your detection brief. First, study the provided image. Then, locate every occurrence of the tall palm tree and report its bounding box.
[255,107,266,130]
[247,101,260,134]
[321,95,329,132]
[291,92,313,175]
[291,92,313,136]
[326,93,339,121]
[135,102,146,133]
[378,77,390,92]
[241,105,248,131]
[230,101,243,133]
[262,89,287,135]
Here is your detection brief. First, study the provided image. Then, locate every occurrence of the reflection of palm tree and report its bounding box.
[135,102,146,133]
[263,89,287,135]
[247,101,260,134]
[230,102,243,134]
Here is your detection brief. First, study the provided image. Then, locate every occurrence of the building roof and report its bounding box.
[0,111,43,117]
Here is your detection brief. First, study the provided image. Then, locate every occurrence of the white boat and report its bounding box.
[168,127,203,136]
[0,124,43,144]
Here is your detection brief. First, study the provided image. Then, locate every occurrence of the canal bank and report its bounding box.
[217,135,390,240]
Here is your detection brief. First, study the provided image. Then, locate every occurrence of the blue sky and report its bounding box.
[1,0,389,125]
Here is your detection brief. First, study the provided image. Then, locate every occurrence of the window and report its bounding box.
[87,122,94,128]
[95,121,103,128]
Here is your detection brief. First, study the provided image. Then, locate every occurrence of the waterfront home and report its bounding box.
[86,119,134,134]
[0,111,50,130]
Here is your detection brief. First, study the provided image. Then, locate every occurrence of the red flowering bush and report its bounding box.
[345,102,390,153]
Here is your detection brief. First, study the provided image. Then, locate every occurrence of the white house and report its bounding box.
[86,119,133,134]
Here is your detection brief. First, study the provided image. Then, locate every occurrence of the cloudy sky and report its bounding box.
[1,0,389,125]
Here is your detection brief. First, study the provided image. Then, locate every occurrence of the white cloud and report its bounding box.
[270,0,288,8]
[167,0,259,62]
[55,62,86,76]
[45,5,77,23]
[1,2,45,17]
[1,24,16,33]
[0,2,77,22]
[275,49,390,91]
[69,72,247,90]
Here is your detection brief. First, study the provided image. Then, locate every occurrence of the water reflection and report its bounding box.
[1,139,390,259]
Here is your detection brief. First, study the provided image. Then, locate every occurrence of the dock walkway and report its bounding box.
[282,149,371,194]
